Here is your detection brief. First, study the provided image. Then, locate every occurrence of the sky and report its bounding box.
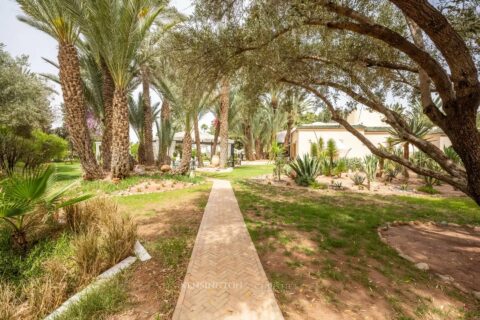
[0,0,214,141]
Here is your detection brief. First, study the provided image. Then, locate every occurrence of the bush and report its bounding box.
[0,166,92,251]
[417,185,440,195]
[289,155,322,186]
[363,155,378,190]
[351,173,366,186]
[68,198,137,279]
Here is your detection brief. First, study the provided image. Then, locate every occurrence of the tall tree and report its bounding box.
[17,0,103,179]
[218,78,230,168]
[76,0,162,178]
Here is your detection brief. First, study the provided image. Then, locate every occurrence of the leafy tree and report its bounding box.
[0,44,52,132]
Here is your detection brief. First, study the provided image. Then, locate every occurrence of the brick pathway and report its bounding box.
[173,179,284,320]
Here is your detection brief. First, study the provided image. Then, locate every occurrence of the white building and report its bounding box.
[287,109,451,159]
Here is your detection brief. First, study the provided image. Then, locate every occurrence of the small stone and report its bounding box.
[415,262,429,271]
[134,165,145,174]
[438,274,454,282]
[160,164,172,173]
[473,291,480,300]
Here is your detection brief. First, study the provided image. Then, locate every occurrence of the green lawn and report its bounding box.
[51,162,204,195]
[234,180,480,319]
[196,164,273,181]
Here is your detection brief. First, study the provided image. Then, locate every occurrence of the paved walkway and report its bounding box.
[173,180,284,320]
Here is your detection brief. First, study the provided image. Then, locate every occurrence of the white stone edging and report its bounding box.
[45,241,151,320]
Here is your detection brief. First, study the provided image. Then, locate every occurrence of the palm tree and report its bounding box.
[389,101,434,179]
[219,78,230,168]
[75,0,162,178]
[128,92,160,163]
[17,0,103,179]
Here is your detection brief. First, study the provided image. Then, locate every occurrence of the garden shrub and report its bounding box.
[289,154,322,186]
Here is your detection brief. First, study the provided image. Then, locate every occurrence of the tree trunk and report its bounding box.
[194,114,204,167]
[58,43,102,180]
[141,64,154,165]
[110,88,130,179]
[101,60,114,171]
[211,120,220,157]
[244,124,255,161]
[158,99,171,165]
[177,130,192,175]
[219,79,230,168]
[443,119,480,205]
[255,138,263,160]
[138,142,145,164]
[403,142,410,179]
[284,111,294,158]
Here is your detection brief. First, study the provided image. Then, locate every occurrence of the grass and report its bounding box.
[196,164,273,181]
[235,180,480,319]
[51,162,204,195]
[55,276,128,320]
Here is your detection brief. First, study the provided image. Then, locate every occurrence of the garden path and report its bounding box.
[173,179,284,320]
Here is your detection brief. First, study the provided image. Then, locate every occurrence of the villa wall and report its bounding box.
[292,128,391,159]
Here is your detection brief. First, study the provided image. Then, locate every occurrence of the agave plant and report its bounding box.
[0,166,92,251]
[363,155,378,190]
[289,154,322,186]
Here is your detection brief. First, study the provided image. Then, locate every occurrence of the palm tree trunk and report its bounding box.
[177,123,192,175]
[141,64,154,165]
[219,78,230,168]
[58,43,102,180]
[244,124,254,161]
[110,88,130,179]
[403,142,410,179]
[158,99,171,165]
[101,60,114,171]
[211,120,220,156]
[194,114,204,167]
[255,138,262,160]
[284,111,294,159]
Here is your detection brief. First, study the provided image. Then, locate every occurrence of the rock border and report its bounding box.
[44,241,151,320]
[377,221,480,300]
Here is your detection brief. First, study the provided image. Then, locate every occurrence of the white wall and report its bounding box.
[296,129,391,158]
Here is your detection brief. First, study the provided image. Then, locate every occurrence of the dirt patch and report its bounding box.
[114,180,194,196]
[252,172,466,198]
[380,223,480,292]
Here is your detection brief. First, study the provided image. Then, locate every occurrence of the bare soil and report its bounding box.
[253,172,466,198]
[380,223,480,292]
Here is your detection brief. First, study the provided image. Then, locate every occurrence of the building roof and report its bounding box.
[168,131,234,144]
[295,122,391,132]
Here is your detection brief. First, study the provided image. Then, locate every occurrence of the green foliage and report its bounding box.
[310,181,328,190]
[333,159,347,177]
[351,173,366,186]
[444,146,463,167]
[55,276,127,320]
[0,166,92,250]
[363,155,378,190]
[0,127,67,171]
[273,154,287,181]
[130,143,139,159]
[326,139,339,167]
[417,185,441,195]
[411,151,442,187]
[0,44,52,131]
[289,155,322,186]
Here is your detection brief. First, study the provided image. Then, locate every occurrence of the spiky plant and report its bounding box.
[289,154,322,186]
[17,0,103,179]
[363,155,378,190]
[0,166,92,251]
